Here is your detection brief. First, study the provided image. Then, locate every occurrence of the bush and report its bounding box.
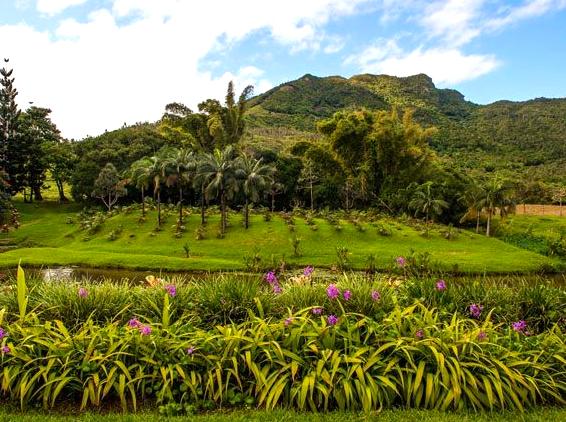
[0,300,564,412]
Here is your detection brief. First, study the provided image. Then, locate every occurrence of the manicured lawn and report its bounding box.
[0,201,558,273]
[1,409,565,422]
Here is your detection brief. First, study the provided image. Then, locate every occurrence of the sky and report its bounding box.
[1,0,565,139]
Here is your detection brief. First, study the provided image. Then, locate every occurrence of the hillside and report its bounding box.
[0,201,557,273]
[245,73,566,180]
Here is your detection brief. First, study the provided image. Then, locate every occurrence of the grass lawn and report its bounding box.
[0,409,565,422]
[0,201,558,273]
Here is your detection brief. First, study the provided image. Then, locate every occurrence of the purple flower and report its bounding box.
[164,284,177,297]
[512,320,527,334]
[469,304,483,319]
[478,331,487,341]
[312,307,323,315]
[0,328,6,340]
[128,318,141,328]
[273,284,282,294]
[303,266,314,276]
[343,290,352,301]
[396,256,406,268]
[187,347,195,355]
[78,287,88,298]
[371,290,381,301]
[415,329,424,339]
[265,271,278,285]
[326,284,340,299]
[1,345,9,354]
[435,280,446,291]
[139,325,152,336]
[284,317,293,327]
[327,315,338,326]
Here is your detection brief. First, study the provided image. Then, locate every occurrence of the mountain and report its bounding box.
[245,73,566,181]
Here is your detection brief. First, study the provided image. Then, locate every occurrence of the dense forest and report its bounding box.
[1,61,565,235]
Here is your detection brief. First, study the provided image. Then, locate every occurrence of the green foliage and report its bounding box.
[0,295,564,412]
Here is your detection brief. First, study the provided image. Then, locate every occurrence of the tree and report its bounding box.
[126,157,153,217]
[198,146,239,234]
[0,58,20,180]
[236,153,274,228]
[298,158,318,211]
[147,148,176,227]
[92,163,127,211]
[161,148,196,225]
[48,140,76,203]
[459,184,486,233]
[479,177,515,237]
[198,82,253,149]
[17,106,61,201]
[408,181,448,226]
[552,186,566,217]
[268,180,284,212]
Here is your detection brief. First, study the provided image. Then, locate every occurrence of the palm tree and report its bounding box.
[148,148,176,227]
[197,146,239,234]
[126,158,152,218]
[161,148,196,225]
[479,177,514,237]
[408,182,448,226]
[268,180,284,212]
[236,153,275,229]
[459,184,486,233]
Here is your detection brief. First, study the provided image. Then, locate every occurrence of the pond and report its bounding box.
[0,266,565,287]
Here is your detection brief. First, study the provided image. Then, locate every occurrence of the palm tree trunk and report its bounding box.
[201,184,206,225]
[220,189,226,234]
[179,186,183,225]
[476,212,480,234]
[560,199,563,217]
[141,187,145,217]
[486,209,492,237]
[271,191,275,213]
[245,197,249,229]
[310,179,314,211]
[157,190,161,226]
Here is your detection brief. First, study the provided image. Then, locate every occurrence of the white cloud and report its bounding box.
[421,0,485,46]
[485,0,566,30]
[348,40,499,85]
[36,0,88,16]
[1,0,373,138]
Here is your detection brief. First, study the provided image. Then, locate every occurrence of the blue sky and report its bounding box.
[1,0,565,138]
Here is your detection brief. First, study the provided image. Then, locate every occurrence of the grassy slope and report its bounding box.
[1,409,565,422]
[0,202,555,273]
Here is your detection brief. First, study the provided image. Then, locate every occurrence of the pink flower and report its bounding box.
[303,266,314,276]
[164,284,177,297]
[415,329,424,339]
[312,307,323,315]
[326,284,340,299]
[512,320,527,334]
[435,280,446,291]
[265,271,278,284]
[78,287,88,298]
[371,290,381,301]
[396,256,406,268]
[0,328,6,340]
[327,315,338,326]
[1,345,9,354]
[478,331,487,341]
[139,325,152,336]
[343,290,352,301]
[128,318,141,328]
[187,347,195,355]
[273,284,282,294]
[284,317,293,327]
[469,304,483,319]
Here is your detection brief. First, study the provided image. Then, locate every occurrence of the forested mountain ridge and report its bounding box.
[245,73,566,180]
